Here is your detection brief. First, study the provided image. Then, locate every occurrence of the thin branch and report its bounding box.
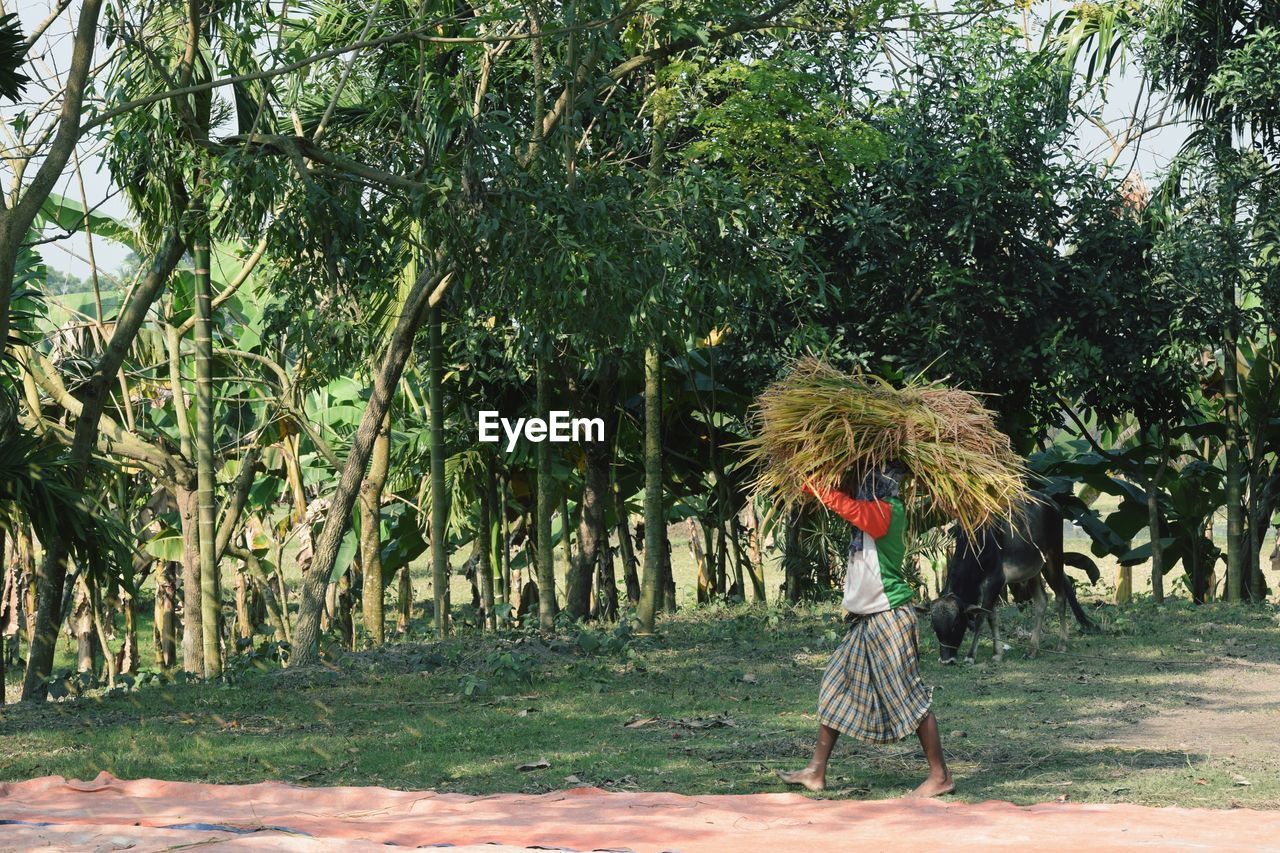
[534,0,801,159]
[314,0,385,142]
[22,0,77,53]
[80,11,629,137]
[10,0,106,230]
[25,346,191,479]
[208,134,433,193]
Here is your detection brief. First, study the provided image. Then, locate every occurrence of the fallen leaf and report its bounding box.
[564,774,581,784]
[1233,775,1252,787]
[624,716,659,729]
[517,759,550,772]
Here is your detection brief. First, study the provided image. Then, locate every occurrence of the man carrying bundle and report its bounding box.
[777,463,953,798]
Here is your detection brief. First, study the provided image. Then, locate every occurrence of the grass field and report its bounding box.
[8,507,1276,685]
[4,505,1277,808]
[2,587,1278,808]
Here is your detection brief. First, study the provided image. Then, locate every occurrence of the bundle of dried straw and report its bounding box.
[740,359,1029,535]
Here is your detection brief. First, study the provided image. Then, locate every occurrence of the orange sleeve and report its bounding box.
[809,487,891,539]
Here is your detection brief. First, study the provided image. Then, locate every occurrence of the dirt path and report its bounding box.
[2,773,1278,851]
[1086,656,1280,758]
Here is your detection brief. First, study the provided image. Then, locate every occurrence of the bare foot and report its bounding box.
[905,773,955,799]
[775,767,826,792]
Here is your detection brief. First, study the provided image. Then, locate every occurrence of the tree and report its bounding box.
[1065,0,1280,602]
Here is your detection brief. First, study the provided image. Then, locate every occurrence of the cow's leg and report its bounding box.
[1028,580,1046,658]
[990,610,1003,662]
[1042,535,1071,652]
[973,574,1003,663]
[964,610,982,664]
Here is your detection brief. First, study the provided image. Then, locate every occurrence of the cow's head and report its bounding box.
[929,594,982,664]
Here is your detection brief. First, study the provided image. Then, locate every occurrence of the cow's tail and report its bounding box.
[1062,575,1099,633]
[1063,552,1101,584]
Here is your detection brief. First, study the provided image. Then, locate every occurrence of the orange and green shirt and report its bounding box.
[811,489,911,614]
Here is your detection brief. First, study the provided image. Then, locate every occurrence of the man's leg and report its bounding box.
[777,723,840,792]
[907,711,954,798]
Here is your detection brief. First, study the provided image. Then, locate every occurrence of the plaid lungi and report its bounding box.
[818,604,933,744]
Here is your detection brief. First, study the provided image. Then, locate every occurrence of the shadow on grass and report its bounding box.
[0,598,1277,808]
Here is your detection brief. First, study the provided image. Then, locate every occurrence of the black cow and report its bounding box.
[930,494,1098,664]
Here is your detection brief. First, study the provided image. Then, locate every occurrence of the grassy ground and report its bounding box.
[2,593,1278,809]
[18,499,1274,682]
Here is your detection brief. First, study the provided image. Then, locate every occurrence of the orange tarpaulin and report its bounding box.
[1,773,1277,851]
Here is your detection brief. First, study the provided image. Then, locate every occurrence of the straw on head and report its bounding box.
[738,358,1028,537]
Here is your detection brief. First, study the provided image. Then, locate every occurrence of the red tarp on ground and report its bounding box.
[1,773,1276,851]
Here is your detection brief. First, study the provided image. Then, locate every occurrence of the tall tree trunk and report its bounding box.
[1224,347,1245,602]
[596,495,619,621]
[1146,437,1171,603]
[360,411,392,646]
[0,527,9,705]
[118,592,138,675]
[568,447,607,619]
[1218,131,1246,603]
[1245,458,1278,602]
[733,518,765,601]
[1189,539,1207,605]
[661,531,676,613]
[535,359,558,630]
[284,434,308,523]
[701,522,718,599]
[233,568,252,644]
[17,523,37,653]
[176,482,204,673]
[397,565,413,633]
[499,473,512,609]
[615,482,640,604]
[636,344,664,632]
[560,491,574,594]
[87,580,117,687]
[478,470,496,631]
[22,233,184,701]
[782,506,808,604]
[714,521,728,595]
[192,202,221,678]
[690,519,710,604]
[747,502,763,594]
[428,303,450,639]
[72,583,95,675]
[290,267,446,667]
[336,569,355,650]
[228,545,288,643]
[154,562,177,668]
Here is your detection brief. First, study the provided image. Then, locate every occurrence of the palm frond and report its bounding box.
[0,430,136,593]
